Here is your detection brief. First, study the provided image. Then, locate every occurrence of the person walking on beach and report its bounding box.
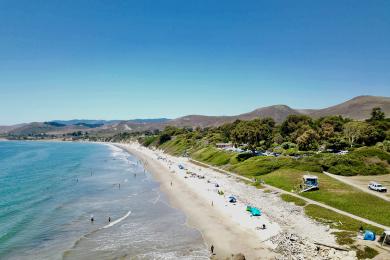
[170,181,172,186]
[211,201,213,207]
[210,245,214,255]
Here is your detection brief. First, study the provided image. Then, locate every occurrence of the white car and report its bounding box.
[368,182,387,192]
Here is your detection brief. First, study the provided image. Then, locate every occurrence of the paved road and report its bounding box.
[323,171,390,202]
[189,159,390,231]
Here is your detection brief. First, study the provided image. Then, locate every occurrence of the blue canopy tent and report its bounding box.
[246,206,261,216]
[228,196,237,203]
[364,230,376,241]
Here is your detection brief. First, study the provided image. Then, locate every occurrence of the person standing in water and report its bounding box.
[90,215,94,222]
[108,217,111,222]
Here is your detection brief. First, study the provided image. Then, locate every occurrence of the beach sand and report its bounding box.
[117,143,276,259]
[116,143,357,260]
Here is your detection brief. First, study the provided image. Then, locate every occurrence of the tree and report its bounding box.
[296,129,319,151]
[320,123,335,139]
[360,125,386,146]
[369,107,385,121]
[280,115,313,141]
[343,121,366,147]
[231,118,275,152]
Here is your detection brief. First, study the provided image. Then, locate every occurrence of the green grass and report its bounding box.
[354,246,379,259]
[261,169,390,227]
[305,205,381,258]
[191,147,236,166]
[304,204,383,234]
[142,135,158,147]
[280,194,307,206]
[332,231,355,245]
[159,136,193,156]
[228,155,322,177]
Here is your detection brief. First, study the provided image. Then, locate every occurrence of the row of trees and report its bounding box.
[156,107,389,152]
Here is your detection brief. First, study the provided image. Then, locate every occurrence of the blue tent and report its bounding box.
[250,207,261,216]
[364,230,376,241]
[246,206,261,216]
[228,196,237,203]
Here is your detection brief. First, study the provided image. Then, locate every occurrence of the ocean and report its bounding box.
[0,141,208,259]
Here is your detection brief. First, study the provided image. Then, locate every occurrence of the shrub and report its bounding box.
[158,133,171,145]
[236,152,254,162]
[142,136,158,147]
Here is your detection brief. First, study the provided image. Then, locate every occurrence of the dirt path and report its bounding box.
[190,159,390,231]
[323,171,390,202]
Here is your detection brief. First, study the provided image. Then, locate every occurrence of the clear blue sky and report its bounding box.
[0,0,389,125]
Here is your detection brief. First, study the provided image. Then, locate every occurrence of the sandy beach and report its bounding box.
[116,143,358,260]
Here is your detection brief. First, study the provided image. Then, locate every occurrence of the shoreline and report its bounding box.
[114,142,360,260]
[116,143,277,259]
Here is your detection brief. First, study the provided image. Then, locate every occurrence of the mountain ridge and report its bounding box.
[2,95,389,135]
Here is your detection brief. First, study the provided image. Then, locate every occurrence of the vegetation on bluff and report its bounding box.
[136,107,390,177]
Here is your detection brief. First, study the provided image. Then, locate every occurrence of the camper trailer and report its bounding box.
[301,175,319,192]
[380,230,390,247]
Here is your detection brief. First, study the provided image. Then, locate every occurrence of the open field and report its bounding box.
[304,205,385,260]
[258,169,390,227]
[280,194,307,206]
[339,174,390,199]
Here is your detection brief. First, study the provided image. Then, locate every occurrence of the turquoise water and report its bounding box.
[0,141,207,259]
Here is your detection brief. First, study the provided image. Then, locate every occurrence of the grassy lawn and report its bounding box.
[191,147,236,166]
[261,169,390,227]
[228,155,322,176]
[280,194,307,206]
[305,204,382,259]
[159,137,192,156]
[304,204,383,234]
[354,246,379,259]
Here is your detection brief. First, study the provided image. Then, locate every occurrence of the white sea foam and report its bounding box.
[102,210,132,229]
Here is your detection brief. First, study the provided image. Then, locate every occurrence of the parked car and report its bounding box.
[368,182,387,192]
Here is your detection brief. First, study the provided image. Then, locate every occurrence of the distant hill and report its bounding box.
[169,96,390,128]
[167,105,300,128]
[127,118,170,124]
[51,119,120,126]
[238,105,300,122]
[299,96,390,120]
[0,124,26,134]
[2,95,389,135]
[51,118,170,126]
